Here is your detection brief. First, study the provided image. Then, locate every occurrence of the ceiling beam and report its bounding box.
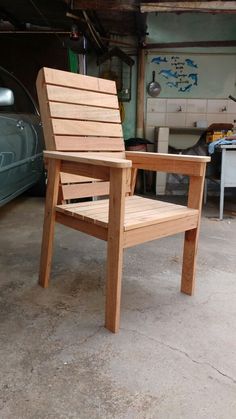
[69,0,139,12]
[144,40,236,49]
[141,2,236,13]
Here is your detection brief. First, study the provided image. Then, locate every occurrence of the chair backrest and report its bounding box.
[36,67,126,201]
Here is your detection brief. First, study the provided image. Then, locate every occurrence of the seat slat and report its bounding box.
[49,102,121,123]
[56,196,198,231]
[52,119,123,137]
[47,85,119,108]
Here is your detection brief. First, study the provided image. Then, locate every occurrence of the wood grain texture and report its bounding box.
[55,136,125,152]
[43,67,117,94]
[60,173,100,183]
[45,151,131,168]
[56,212,108,241]
[62,181,110,200]
[60,160,110,181]
[105,167,127,333]
[52,118,123,137]
[47,85,119,109]
[123,215,198,248]
[36,70,55,150]
[56,196,198,230]
[181,171,206,295]
[49,102,121,123]
[39,159,61,287]
[126,151,210,176]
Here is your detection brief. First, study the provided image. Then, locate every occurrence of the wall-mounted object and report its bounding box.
[147,71,161,97]
[98,47,134,102]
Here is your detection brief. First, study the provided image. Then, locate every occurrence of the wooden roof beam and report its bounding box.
[70,0,139,12]
[141,2,236,13]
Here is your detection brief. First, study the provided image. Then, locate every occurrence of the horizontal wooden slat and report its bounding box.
[56,196,198,230]
[61,176,131,200]
[55,136,125,151]
[60,160,110,180]
[43,67,116,94]
[62,181,110,200]
[47,85,119,108]
[60,173,100,183]
[49,102,121,123]
[60,151,126,183]
[52,119,123,137]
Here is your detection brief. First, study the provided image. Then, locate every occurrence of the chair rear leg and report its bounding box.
[181,227,199,295]
[39,159,60,288]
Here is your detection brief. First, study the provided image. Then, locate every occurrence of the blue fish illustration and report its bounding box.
[167,81,178,88]
[185,59,198,68]
[159,69,178,79]
[179,84,192,92]
[151,56,168,65]
[188,73,198,86]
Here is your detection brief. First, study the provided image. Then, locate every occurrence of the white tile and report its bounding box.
[186,113,207,128]
[146,112,166,126]
[207,114,229,126]
[207,99,228,113]
[166,113,186,127]
[167,99,187,113]
[186,99,207,113]
[227,100,236,114]
[147,98,167,113]
[226,114,236,125]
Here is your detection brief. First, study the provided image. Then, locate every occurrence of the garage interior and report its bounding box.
[0,1,236,418]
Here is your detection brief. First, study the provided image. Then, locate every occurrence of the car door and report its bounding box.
[0,68,42,205]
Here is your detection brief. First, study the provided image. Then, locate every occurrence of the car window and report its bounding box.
[0,68,36,114]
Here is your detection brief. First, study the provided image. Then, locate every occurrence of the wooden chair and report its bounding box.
[36,67,210,333]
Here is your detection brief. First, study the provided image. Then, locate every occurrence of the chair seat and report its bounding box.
[56,195,198,231]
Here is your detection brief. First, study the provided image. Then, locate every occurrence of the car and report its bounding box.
[0,66,45,206]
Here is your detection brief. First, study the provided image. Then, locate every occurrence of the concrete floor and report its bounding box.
[0,195,236,419]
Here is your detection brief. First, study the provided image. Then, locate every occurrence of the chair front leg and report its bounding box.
[39,159,61,288]
[105,167,127,333]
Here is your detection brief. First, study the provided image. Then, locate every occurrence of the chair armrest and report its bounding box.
[44,151,132,169]
[125,151,210,177]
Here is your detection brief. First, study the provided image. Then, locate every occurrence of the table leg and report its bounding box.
[219,149,225,220]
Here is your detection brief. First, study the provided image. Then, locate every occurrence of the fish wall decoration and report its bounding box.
[151,55,199,93]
